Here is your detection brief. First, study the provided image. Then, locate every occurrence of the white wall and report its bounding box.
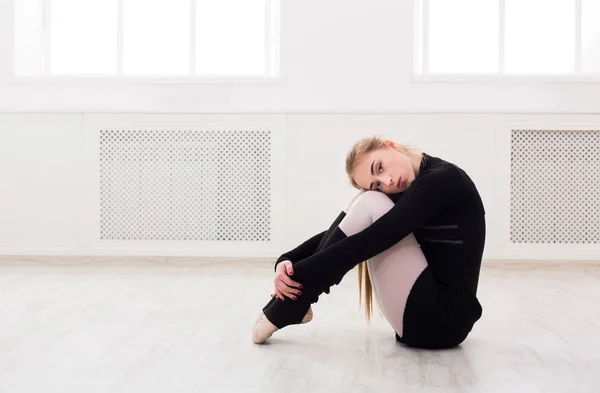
[0,1,599,261]
[1,113,599,260]
[1,0,600,114]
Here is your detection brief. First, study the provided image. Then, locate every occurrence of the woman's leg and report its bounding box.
[262,191,424,331]
[261,190,366,322]
[314,190,368,256]
[366,234,427,338]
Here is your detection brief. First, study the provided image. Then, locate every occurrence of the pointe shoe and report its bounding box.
[252,307,313,344]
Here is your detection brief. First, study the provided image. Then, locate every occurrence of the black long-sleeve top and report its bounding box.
[275,153,486,300]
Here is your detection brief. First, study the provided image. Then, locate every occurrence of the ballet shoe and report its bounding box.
[252,306,313,344]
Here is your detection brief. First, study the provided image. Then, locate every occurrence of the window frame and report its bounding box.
[10,0,281,84]
[412,0,600,83]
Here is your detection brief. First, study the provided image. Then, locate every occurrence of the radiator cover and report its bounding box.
[99,129,272,242]
[510,129,600,244]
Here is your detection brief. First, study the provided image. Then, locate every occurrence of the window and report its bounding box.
[414,0,600,79]
[13,0,280,79]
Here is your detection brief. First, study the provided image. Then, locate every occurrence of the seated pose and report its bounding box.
[252,136,486,349]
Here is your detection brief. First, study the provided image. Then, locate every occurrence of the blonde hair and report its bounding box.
[345,135,419,321]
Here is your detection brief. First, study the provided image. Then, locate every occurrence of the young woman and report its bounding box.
[252,136,486,349]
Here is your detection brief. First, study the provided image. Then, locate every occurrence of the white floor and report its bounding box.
[0,257,599,393]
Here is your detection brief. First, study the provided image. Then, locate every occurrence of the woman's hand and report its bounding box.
[271,261,303,301]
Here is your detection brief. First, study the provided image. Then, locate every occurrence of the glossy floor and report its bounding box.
[0,257,599,393]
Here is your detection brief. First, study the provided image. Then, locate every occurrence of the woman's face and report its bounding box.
[352,142,419,194]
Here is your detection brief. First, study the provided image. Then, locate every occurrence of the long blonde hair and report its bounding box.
[345,135,420,321]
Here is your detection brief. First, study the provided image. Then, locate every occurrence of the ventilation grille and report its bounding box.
[100,129,271,241]
[510,129,600,244]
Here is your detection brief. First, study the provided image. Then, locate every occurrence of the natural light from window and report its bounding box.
[417,0,600,77]
[14,0,279,78]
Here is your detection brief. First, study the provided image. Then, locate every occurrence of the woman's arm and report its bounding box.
[274,208,349,271]
[291,163,473,280]
[274,230,327,271]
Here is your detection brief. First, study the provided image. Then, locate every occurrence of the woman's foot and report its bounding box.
[252,307,313,344]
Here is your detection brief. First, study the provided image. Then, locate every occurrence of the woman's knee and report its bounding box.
[352,191,395,220]
[343,189,367,213]
[339,191,395,235]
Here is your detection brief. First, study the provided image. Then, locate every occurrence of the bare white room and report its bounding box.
[1,0,599,392]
